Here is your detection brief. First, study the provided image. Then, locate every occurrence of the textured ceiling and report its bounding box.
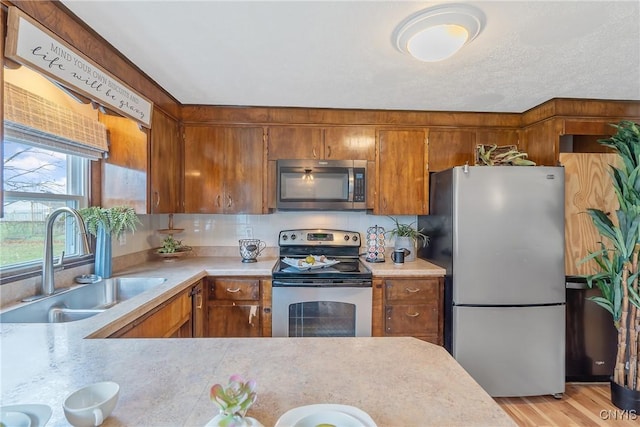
[60,0,640,113]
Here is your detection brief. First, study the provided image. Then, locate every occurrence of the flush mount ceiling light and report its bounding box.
[394,3,485,62]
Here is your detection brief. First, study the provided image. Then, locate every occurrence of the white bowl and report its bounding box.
[63,381,119,427]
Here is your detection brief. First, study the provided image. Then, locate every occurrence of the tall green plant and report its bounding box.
[582,120,640,391]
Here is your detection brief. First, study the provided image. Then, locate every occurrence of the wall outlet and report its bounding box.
[244,227,253,238]
[118,234,126,246]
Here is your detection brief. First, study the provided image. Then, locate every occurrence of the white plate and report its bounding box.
[0,405,51,427]
[282,257,340,271]
[275,404,377,427]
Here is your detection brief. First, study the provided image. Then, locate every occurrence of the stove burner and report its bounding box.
[273,229,372,284]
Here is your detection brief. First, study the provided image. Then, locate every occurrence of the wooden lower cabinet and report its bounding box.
[207,304,261,337]
[109,286,193,338]
[205,276,270,337]
[376,276,444,345]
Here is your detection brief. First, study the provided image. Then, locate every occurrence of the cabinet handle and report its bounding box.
[216,194,221,207]
[312,148,317,158]
[196,293,203,309]
[405,311,421,318]
[405,288,421,293]
[154,191,160,208]
[226,287,241,293]
[327,145,332,158]
[227,194,233,208]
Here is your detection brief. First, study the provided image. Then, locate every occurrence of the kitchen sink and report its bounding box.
[0,277,166,323]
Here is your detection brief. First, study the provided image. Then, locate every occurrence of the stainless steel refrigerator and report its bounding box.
[418,165,565,398]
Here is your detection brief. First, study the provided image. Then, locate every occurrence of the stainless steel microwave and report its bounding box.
[276,159,367,210]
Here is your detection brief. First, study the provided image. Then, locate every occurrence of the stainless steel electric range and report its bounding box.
[271,229,373,337]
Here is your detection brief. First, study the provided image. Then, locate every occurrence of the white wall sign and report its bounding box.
[5,7,153,128]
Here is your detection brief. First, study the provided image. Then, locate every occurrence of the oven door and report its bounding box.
[272,285,372,337]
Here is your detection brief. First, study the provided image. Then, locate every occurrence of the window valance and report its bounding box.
[3,82,108,160]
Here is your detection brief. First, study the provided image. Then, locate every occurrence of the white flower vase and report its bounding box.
[394,236,416,262]
[204,414,264,427]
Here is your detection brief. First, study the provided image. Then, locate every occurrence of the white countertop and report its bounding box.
[1,256,512,427]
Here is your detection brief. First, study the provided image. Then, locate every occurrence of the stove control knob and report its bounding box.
[352,235,359,242]
[282,235,288,241]
[290,234,297,240]
[344,235,350,241]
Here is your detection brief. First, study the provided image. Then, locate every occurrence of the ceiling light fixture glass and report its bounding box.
[393,4,485,62]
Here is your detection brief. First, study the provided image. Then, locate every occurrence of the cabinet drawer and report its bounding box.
[384,278,439,302]
[385,304,438,336]
[210,278,259,301]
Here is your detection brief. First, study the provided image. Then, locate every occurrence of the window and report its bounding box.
[1,77,107,279]
[1,140,89,271]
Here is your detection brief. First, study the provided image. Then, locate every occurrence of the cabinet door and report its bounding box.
[561,153,619,276]
[324,127,375,160]
[428,129,475,172]
[376,129,428,215]
[99,113,148,213]
[225,127,265,214]
[150,108,182,213]
[207,304,261,337]
[111,289,191,338]
[267,126,323,159]
[191,281,204,338]
[183,126,225,213]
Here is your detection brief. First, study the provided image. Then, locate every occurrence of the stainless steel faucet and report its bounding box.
[41,207,91,296]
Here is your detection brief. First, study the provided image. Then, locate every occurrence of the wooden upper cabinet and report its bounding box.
[428,129,475,172]
[324,127,375,160]
[99,113,148,213]
[150,108,182,213]
[521,119,563,166]
[183,126,265,214]
[267,126,375,161]
[267,126,323,160]
[376,129,428,215]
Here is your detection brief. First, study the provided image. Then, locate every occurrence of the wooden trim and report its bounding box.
[8,0,180,119]
[182,105,523,128]
[522,98,640,127]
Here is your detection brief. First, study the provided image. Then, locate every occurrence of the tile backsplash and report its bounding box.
[0,212,415,306]
[114,212,416,257]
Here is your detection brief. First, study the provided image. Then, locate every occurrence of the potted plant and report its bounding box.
[386,216,429,262]
[582,120,640,410]
[208,375,262,427]
[79,206,140,278]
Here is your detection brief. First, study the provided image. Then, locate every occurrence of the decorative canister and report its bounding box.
[365,225,386,263]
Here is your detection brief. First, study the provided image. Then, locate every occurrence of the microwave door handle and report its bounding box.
[348,167,354,202]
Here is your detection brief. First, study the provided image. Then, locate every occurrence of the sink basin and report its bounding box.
[0,277,166,323]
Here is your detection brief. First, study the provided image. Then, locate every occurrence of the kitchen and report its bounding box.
[1,1,640,426]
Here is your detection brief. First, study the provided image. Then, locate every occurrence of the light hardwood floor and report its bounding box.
[495,383,638,426]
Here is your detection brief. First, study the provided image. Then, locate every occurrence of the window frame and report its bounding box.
[1,143,93,284]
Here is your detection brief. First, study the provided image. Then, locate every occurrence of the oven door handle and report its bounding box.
[272,280,372,288]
